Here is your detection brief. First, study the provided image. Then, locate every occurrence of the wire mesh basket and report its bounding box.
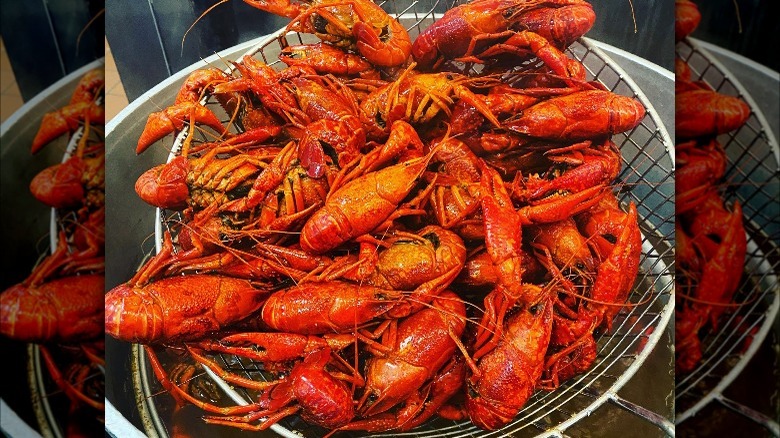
[124,5,676,436]
[674,37,780,429]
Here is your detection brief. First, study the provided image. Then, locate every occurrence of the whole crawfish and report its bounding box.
[104,233,271,344]
[335,290,468,433]
[412,0,595,70]
[31,69,105,154]
[505,89,646,141]
[466,294,553,430]
[244,0,411,67]
[675,81,750,139]
[299,138,435,254]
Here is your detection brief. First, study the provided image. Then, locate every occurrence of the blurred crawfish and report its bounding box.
[1,233,103,345]
[30,140,105,212]
[676,79,750,140]
[675,0,701,42]
[32,69,105,153]
[412,0,595,70]
[243,0,411,67]
[675,138,727,213]
[676,193,746,373]
[1,232,104,412]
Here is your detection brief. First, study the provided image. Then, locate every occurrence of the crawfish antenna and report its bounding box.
[628,0,637,33]
[76,8,105,56]
[732,0,743,33]
[183,0,231,55]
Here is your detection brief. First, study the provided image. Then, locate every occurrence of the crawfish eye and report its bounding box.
[379,25,390,43]
[313,15,329,33]
[467,383,479,399]
[529,303,541,315]
[320,140,339,164]
[502,7,515,19]
[422,232,441,249]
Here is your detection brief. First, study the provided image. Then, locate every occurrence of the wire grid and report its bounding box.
[137,9,675,438]
[674,38,780,420]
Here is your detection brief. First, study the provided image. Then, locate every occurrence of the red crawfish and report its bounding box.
[505,89,646,141]
[0,233,103,344]
[104,234,271,344]
[136,68,232,154]
[243,0,411,67]
[676,81,750,139]
[334,290,468,433]
[32,69,105,153]
[675,0,701,42]
[412,0,595,70]
[466,294,553,430]
[299,135,436,254]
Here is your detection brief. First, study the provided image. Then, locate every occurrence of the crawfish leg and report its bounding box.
[40,346,104,411]
[144,346,262,416]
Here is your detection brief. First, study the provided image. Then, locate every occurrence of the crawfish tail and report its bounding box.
[1,274,104,344]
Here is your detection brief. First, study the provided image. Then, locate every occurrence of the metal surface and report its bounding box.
[674,38,780,431]
[105,11,675,436]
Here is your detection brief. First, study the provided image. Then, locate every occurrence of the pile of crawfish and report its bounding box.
[0,68,106,435]
[105,0,646,433]
[674,0,749,374]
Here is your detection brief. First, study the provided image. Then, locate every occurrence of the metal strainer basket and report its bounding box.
[674,37,780,434]
[108,3,674,437]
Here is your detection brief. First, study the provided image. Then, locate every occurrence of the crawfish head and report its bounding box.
[29,158,88,210]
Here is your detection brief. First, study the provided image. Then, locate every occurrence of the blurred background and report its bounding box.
[688,0,779,71]
[1,1,104,436]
